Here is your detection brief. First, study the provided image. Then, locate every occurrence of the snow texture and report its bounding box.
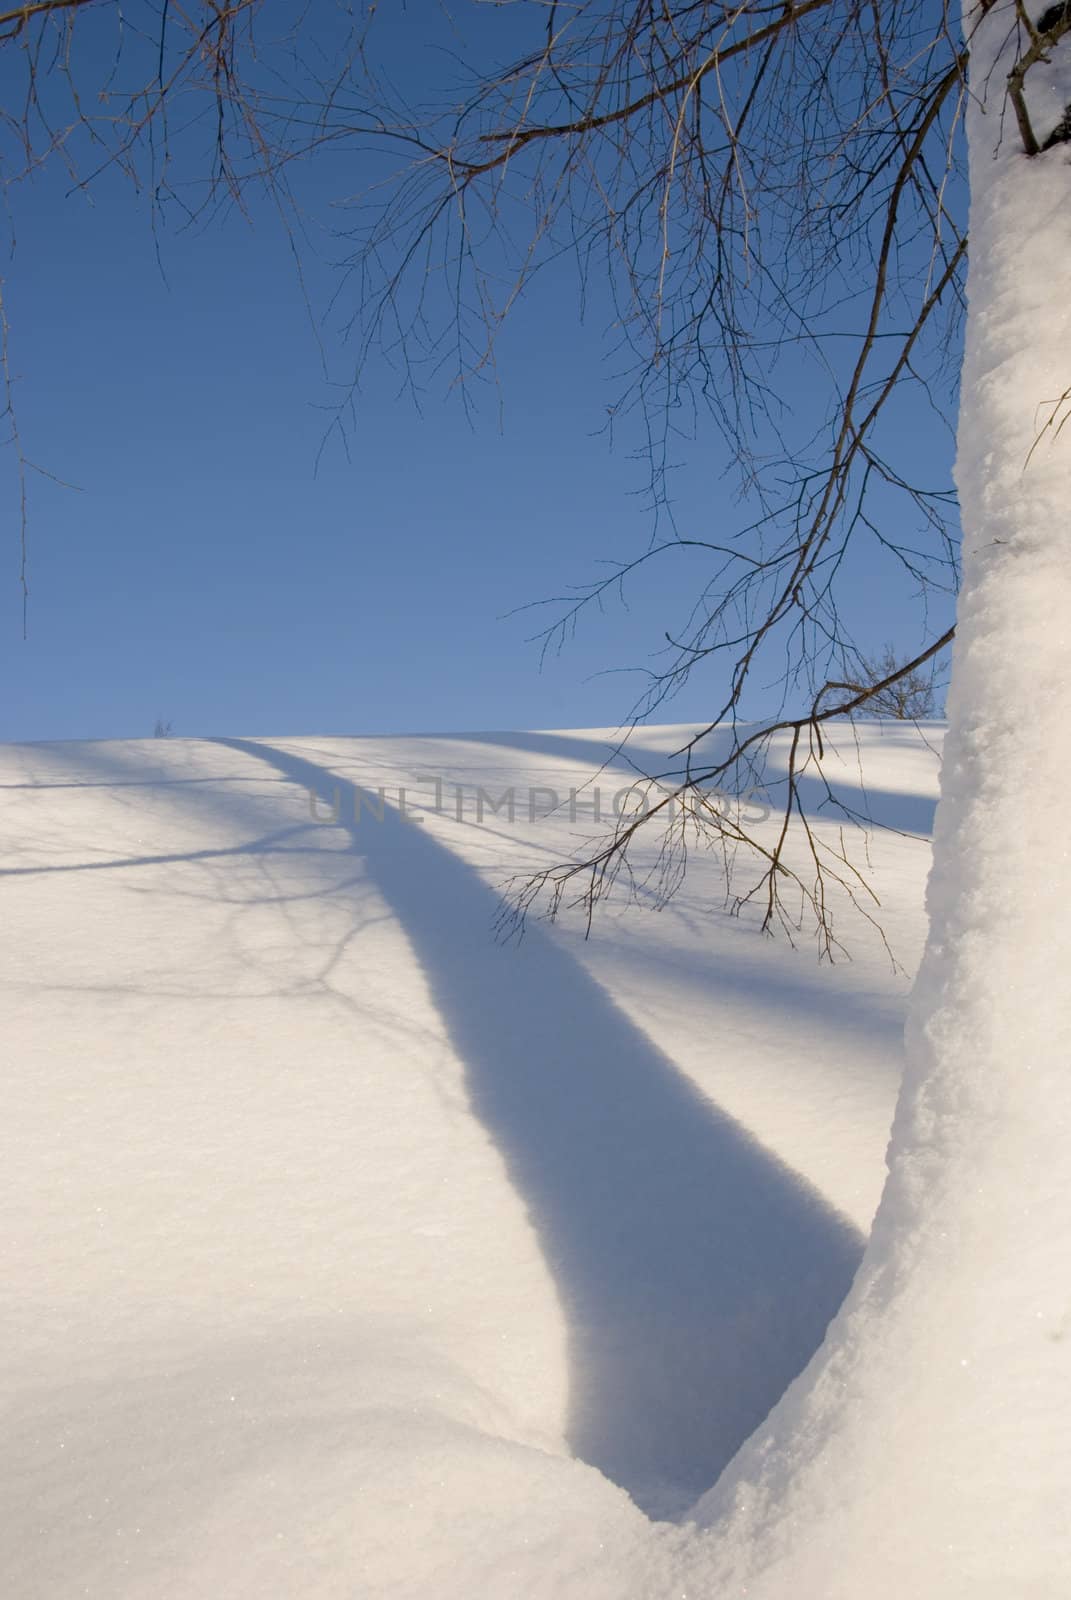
[4,722,931,1596]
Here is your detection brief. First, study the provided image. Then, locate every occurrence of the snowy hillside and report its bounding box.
[3,723,941,1597]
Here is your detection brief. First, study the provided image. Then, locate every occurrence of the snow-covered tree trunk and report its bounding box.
[681,7,1071,1593]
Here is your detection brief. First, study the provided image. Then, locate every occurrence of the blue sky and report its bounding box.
[0,3,959,744]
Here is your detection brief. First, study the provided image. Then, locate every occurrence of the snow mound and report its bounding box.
[1,721,949,1595]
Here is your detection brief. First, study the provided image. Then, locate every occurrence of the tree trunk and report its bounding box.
[682,7,1071,1593]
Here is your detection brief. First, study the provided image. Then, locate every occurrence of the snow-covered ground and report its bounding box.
[3,723,941,1597]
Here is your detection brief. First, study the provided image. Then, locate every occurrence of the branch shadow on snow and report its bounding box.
[211,738,864,1519]
[454,727,939,838]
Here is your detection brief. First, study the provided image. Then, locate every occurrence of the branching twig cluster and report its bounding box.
[326,1,976,952]
[4,2,1067,952]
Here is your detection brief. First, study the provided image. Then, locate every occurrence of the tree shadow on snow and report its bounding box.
[457,727,938,837]
[211,738,864,1519]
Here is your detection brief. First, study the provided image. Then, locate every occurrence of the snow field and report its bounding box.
[3,722,938,1595]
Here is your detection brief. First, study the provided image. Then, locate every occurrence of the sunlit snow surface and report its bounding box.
[2,724,938,1596]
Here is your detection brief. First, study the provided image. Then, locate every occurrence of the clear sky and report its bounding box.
[1,4,959,744]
